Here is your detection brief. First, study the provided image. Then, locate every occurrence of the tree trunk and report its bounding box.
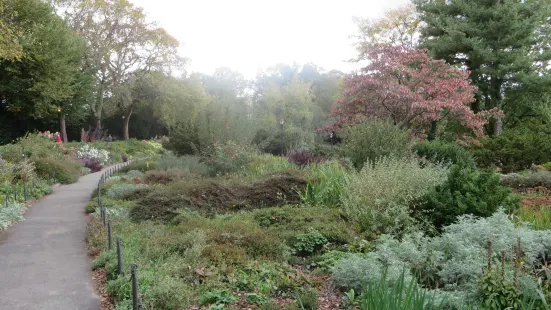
[95,77,105,128]
[428,120,438,141]
[60,114,68,143]
[123,106,133,140]
[492,78,503,136]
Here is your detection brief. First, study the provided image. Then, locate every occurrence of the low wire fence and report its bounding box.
[96,159,144,310]
[3,171,58,207]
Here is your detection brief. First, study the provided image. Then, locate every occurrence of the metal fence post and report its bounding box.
[48,175,51,185]
[107,220,112,250]
[117,238,124,276]
[5,194,8,207]
[102,205,106,227]
[53,171,56,184]
[23,183,27,201]
[14,189,17,202]
[131,264,139,310]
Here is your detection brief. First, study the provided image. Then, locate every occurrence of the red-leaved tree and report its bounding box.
[328,46,499,138]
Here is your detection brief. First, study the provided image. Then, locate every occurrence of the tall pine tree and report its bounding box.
[415,0,551,135]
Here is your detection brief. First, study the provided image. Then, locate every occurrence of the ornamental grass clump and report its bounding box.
[342,156,447,236]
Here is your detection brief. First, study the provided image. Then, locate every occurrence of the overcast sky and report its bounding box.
[131,0,410,78]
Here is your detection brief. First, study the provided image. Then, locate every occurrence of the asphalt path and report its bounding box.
[0,171,104,310]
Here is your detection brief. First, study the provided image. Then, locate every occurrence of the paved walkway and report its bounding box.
[0,170,105,310]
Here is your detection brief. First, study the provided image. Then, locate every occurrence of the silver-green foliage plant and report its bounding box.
[331,211,551,308]
[106,183,147,200]
[342,156,447,235]
[0,202,25,230]
[125,170,144,180]
[157,153,212,176]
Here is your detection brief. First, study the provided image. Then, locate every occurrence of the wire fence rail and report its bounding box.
[97,159,145,310]
[3,171,58,208]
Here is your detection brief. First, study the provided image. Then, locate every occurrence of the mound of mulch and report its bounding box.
[130,172,308,223]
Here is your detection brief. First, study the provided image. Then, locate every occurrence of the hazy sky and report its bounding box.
[131,0,410,78]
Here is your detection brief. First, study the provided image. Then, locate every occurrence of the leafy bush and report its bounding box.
[77,144,109,165]
[248,154,296,176]
[80,157,102,173]
[471,127,551,172]
[286,150,324,167]
[32,158,80,184]
[420,165,519,230]
[414,140,476,169]
[105,183,148,200]
[342,156,447,236]
[0,159,15,185]
[80,167,92,175]
[330,211,551,308]
[0,201,25,230]
[293,229,328,256]
[202,141,257,175]
[118,159,157,173]
[246,293,268,306]
[0,133,64,163]
[340,120,413,170]
[301,160,349,207]
[252,128,290,155]
[157,154,212,176]
[200,290,237,306]
[163,122,201,155]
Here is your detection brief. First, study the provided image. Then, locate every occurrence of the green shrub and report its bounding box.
[105,183,148,200]
[125,170,145,180]
[342,156,447,236]
[199,290,237,306]
[293,229,328,256]
[340,120,413,170]
[85,201,98,214]
[248,154,296,176]
[0,133,64,163]
[246,293,268,306]
[0,160,15,185]
[32,158,80,184]
[203,140,258,175]
[414,140,476,169]
[252,128,295,155]
[301,160,349,207]
[118,159,157,173]
[252,205,355,246]
[156,154,212,176]
[163,122,202,155]
[471,127,551,172]
[420,165,519,230]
